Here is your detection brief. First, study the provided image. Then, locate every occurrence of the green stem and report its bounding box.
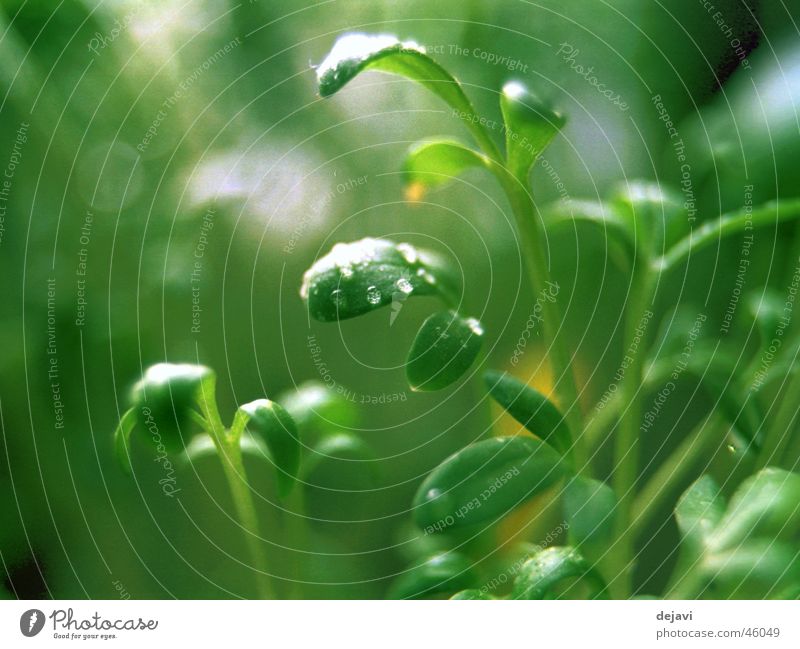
[496,174,584,465]
[285,484,309,599]
[609,264,657,597]
[655,199,800,273]
[757,365,800,469]
[629,413,724,541]
[217,441,275,599]
[197,384,275,599]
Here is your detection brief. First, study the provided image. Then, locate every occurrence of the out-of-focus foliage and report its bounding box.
[2,0,800,599]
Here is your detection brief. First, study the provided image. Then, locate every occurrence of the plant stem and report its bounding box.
[629,413,724,540]
[608,265,657,597]
[216,440,275,599]
[655,199,800,273]
[285,483,309,599]
[757,364,800,469]
[197,383,275,599]
[498,176,584,464]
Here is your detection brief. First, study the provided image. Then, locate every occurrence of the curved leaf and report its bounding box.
[544,199,634,270]
[704,540,800,598]
[499,81,565,180]
[674,474,726,554]
[129,363,213,454]
[301,431,376,490]
[484,371,572,457]
[316,33,497,155]
[611,181,688,256]
[300,237,458,322]
[406,310,484,392]
[413,436,567,532]
[563,476,617,549]
[746,289,786,345]
[113,408,138,475]
[278,381,359,436]
[236,399,300,497]
[709,467,800,551]
[403,139,489,200]
[511,546,607,599]
[387,552,476,599]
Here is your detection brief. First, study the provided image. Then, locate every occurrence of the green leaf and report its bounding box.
[611,181,688,256]
[709,467,800,552]
[563,476,617,549]
[674,475,726,553]
[113,408,138,475]
[301,431,376,490]
[387,552,476,599]
[300,237,458,322]
[413,436,567,532]
[450,589,496,600]
[511,546,607,599]
[484,371,572,457]
[746,289,786,345]
[129,363,213,454]
[544,199,634,270]
[669,469,800,598]
[403,139,489,199]
[406,310,484,392]
[499,81,565,181]
[701,540,800,598]
[278,381,359,436]
[316,33,496,155]
[236,399,300,498]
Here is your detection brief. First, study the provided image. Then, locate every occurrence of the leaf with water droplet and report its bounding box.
[300,237,458,322]
[563,476,617,551]
[413,436,567,532]
[406,310,484,391]
[387,552,476,599]
[484,370,572,458]
[403,139,489,201]
[499,81,565,181]
[316,33,491,149]
[511,546,607,599]
[233,399,300,497]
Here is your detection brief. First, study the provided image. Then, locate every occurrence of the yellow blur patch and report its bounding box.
[404,181,427,203]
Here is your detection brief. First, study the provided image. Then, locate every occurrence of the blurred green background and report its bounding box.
[1,0,799,598]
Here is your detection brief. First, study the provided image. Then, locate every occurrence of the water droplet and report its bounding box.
[366,286,382,305]
[396,277,413,294]
[466,318,484,336]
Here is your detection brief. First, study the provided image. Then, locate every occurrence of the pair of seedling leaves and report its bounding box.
[113,363,369,498]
